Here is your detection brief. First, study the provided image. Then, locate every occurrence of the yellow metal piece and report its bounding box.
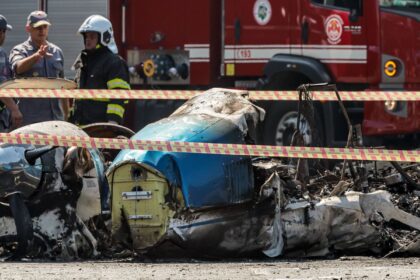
[143,59,156,77]
[226,63,235,76]
[108,162,174,250]
[384,60,397,77]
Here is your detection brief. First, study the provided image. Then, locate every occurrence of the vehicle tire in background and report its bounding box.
[256,73,324,148]
[263,101,320,146]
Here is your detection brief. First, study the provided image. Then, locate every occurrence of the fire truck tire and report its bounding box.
[257,72,325,147]
[262,102,322,146]
[263,102,327,171]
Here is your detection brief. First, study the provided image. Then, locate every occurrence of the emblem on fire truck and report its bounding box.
[253,0,272,25]
[325,15,343,44]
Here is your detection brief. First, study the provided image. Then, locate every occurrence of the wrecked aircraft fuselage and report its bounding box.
[108,88,420,258]
[107,89,277,256]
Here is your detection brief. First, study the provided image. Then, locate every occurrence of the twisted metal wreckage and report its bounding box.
[0,82,419,260]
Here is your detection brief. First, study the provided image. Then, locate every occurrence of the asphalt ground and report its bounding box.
[0,257,419,280]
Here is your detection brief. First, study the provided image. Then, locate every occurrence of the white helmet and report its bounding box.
[78,15,118,54]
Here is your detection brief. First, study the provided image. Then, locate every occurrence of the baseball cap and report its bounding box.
[27,11,51,28]
[0,15,12,31]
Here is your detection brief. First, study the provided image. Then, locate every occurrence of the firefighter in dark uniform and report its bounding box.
[70,15,130,125]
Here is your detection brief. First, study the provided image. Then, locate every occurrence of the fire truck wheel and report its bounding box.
[263,102,329,172]
[263,102,324,148]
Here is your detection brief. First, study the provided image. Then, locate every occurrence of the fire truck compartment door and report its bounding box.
[299,0,368,83]
[223,0,292,77]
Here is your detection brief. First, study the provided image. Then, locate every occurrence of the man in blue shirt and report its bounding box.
[9,11,67,126]
[0,15,22,131]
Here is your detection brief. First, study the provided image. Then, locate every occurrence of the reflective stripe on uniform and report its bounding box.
[87,98,110,102]
[107,78,131,90]
[107,103,125,118]
[86,98,127,103]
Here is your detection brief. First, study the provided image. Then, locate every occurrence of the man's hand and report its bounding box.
[15,44,53,74]
[36,44,53,59]
[10,107,23,129]
[0,98,23,129]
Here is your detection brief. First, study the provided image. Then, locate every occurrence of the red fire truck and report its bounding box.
[110,0,420,147]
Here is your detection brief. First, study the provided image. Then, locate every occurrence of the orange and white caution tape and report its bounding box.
[250,90,420,101]
[0,89,419,101]
[0,89,198,100]
[0,133,418,162]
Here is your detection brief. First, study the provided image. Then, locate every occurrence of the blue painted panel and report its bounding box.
[111,114,254,208]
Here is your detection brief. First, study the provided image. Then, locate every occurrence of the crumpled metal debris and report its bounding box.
[0,121,105,260]
[107,88,420,258]
[171,87,265,142]
[253,158,420,257]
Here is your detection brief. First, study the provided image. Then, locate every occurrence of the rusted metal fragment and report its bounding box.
[330,181,352,197]
[81,122,135,139]
[0,77,76,89]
